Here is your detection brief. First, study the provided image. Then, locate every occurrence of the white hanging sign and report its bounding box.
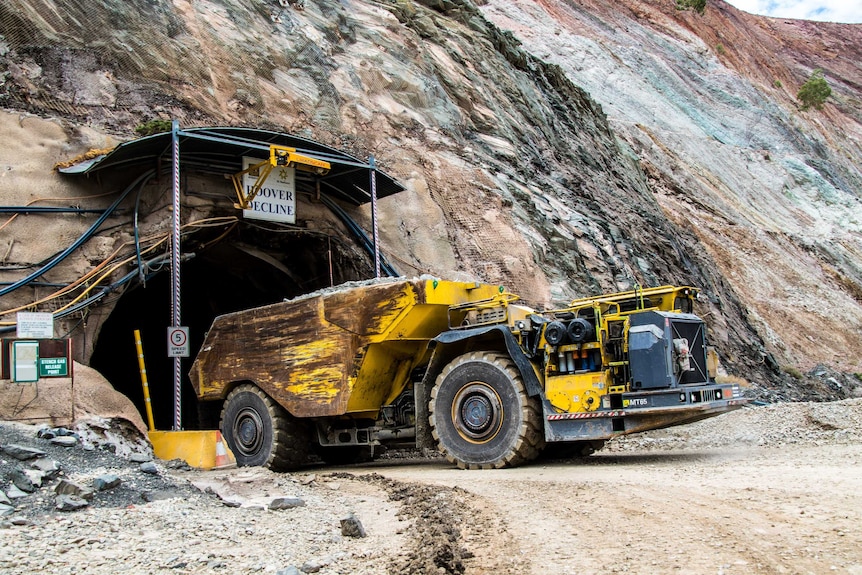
[242,156,296,224]
[16,312,54,339]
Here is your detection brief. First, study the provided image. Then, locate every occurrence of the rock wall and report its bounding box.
[0,0,860,400]
[479,0,862,384]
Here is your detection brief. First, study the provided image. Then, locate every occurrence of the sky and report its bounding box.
[722,0,862,23]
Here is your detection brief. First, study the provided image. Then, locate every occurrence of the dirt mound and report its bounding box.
[0,362,148,436]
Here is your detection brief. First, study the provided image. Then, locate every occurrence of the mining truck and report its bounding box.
[189,278,748,470]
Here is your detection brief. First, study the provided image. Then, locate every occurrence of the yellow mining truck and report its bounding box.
[189,278,747,469]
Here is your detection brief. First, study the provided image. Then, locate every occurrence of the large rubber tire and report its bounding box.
[429,351,545,470]
[220,384,310,471]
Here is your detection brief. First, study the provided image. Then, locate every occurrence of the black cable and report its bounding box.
[319,195,398,277]
[0,169,156,298]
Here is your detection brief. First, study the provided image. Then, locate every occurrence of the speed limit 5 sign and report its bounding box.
[167,326,190,357]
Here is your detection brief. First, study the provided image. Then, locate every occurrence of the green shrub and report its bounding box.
[782,366,803,380]
[774,79,782,88]
[715,43,725,55]
[676,0,706,15]
[135,119,173,137]
[797,69,831,110]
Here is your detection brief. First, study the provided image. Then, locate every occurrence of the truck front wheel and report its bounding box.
[429,351,544,469]
[220,384,310,470]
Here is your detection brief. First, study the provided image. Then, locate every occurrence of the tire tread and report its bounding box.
[221,383,310,471]
[429,351,545,470]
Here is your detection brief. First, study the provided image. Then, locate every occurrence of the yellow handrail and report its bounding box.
[134,329,156,432]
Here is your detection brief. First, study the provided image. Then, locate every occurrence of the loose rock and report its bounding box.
[50,436,78,447]
[269,497,306,510]
[30,458,61,479]
[5,484,28,499]
[93,474,121,491]
[340,513,367,538]
[55,494,89,512]
[55,479,95,500]
[300,557,331,573]
[1,444,46,460]
[9,467,43,492]
[140,461,159,475]
[37,427,77,440]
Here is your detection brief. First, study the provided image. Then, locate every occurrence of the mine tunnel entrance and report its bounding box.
[90,226,374,431]
[69,127,404,430]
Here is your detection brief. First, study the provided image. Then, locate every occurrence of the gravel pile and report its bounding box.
[0,418,194,518]
[605,398,862,452]
[0,420,416,575]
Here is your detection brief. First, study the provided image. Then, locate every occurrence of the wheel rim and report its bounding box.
[233,407,265,456]
[452,382,504,444]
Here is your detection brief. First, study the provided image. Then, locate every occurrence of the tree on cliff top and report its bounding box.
[797,69,832,111]
[676,0,707,15]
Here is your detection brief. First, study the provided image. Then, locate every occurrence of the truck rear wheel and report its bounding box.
[429,351,544,469]
[220,383,310,471]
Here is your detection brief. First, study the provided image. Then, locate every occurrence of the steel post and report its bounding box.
[369,155,380,278]
[171,120,182,430]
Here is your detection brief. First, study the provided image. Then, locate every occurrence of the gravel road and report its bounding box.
[2,398,861,575]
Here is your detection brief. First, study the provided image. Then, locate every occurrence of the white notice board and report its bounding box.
[17,312,54,339]
[242,156,297,224]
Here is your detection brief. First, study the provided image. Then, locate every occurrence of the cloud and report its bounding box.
[723,0,862,23]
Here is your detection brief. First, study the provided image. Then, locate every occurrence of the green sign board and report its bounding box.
[38,357,68,377]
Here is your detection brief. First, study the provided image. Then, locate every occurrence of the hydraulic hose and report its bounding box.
[320,195,398,277]
[0,168,156,298]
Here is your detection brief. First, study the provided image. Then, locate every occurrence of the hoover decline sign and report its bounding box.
[242,156,296,224]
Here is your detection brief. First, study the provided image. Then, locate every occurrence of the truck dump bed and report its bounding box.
[189,278,503,418]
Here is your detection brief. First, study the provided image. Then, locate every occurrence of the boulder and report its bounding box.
[1,444,46,461]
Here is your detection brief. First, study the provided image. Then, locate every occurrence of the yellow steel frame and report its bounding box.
[229,144,331,210]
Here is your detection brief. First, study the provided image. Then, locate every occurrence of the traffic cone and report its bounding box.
[214,431,237,469]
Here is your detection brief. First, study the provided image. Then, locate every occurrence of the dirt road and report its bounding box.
[339,399,862,575]
[355,442,862,575]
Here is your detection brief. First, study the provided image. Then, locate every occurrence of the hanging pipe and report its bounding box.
[0,207,114,214]
[319,194,398,277]
[0,252,192,335]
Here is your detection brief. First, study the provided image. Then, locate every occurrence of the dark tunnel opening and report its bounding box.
[89,228,374,431]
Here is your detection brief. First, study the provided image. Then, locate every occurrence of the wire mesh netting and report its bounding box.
[0,0,367,129]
